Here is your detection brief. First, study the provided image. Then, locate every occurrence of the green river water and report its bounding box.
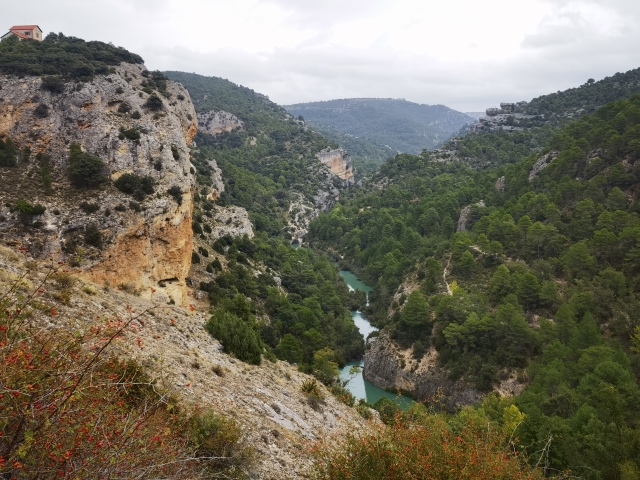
[338,271,414,409]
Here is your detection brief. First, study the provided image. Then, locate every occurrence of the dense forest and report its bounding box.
[442,66,640,170]
[308,93,640,478]
[284,98,474,168]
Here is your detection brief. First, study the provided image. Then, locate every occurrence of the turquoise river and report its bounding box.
[338,271,413,409]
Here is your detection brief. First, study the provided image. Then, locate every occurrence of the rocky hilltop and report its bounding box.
[0,63,197,304]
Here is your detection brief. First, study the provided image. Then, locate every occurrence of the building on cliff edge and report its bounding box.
[1,25,43,42]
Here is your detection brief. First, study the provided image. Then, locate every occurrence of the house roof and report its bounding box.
[1,31,30,40]
[10,25,42,31]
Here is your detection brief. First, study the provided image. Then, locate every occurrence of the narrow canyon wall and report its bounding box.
[364,332,483,411]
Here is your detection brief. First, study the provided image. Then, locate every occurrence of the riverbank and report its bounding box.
[338,270,414,409]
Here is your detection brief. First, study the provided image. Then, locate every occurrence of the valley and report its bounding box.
[1,30,640,480]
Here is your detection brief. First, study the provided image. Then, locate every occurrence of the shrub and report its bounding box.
[114,173,155,198]
[171,145,180,160]
[128,201,142,212]
[67,143,106,188]
[115,86,124,94]
[117,102,131,113]
[79,201,99,213]
[16,199,46,216]
[41,75,64,93]
[118,126,140,140]
[185,411,253,476]
[301,377,321,397]
[131,110,141,119]
[84,224,103,247]
[192,251,201,264]
[0,138,18,167]
[144,93,163,111]
[33,102,49,118]
[311,413,544,480]
[168,185,183,204]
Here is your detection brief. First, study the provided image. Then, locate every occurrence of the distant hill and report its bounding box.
[284,98,475,169]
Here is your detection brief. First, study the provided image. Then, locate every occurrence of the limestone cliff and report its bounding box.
[316,147,355,185]
[0,63,197,304]
[364,332,483,411]
[197,109,244,135]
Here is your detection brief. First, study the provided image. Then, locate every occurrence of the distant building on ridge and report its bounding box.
[1,25,43,42]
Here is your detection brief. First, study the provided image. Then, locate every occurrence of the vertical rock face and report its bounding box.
[364,333,483,411]
[316,147,355,185]
[0,63,198,304]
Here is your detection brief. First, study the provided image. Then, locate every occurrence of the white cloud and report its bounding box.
[3,0,640,111]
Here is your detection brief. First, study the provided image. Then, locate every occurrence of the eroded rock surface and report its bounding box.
[316,147,354,186]
[197,109,244,135]
[0,63,197,304]
[364,332,483,411]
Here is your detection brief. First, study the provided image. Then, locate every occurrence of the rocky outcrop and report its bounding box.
[495,175,506,192]
[457,200,485,232]
[210,205,254,239]
[0,63,197,304]
[528,151,558,182]
[364,333,483,411]
[316,147,354,186]
[197,110,243,135]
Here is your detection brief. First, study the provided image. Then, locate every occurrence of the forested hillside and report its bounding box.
[309,94,640,478]
[285,98,474,170]
[443,67,640,170]
[164,72,364,378]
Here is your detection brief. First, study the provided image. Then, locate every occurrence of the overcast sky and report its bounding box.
[5,0,640,111]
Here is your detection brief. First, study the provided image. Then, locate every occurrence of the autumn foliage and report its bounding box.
[0,259,250,479]
[311,412,544,480]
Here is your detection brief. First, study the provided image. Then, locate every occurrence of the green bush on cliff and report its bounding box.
[114,173,155,199]
[67,143,107,188]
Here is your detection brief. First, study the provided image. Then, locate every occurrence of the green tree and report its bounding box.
[562,241,597,278]
[275,334,304,364]
[488,265,513,304]
[312,347,339,384]
[516,272,541,310]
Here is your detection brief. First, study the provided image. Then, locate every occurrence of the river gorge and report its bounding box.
[338,271,413,409]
